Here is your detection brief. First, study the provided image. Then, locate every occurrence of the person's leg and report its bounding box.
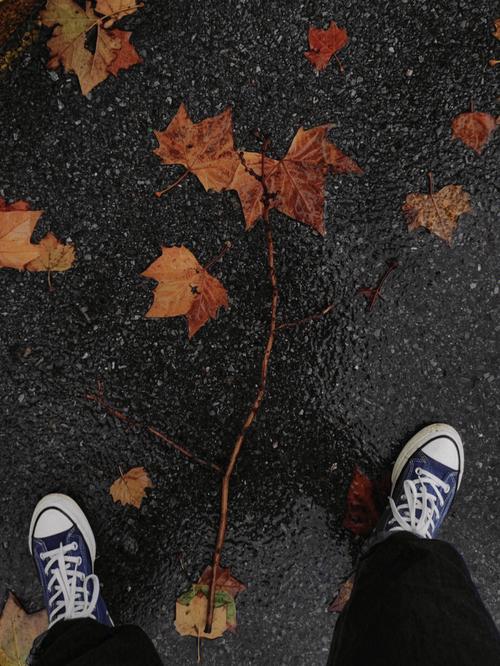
[27,494,163,666]
[328,423,500,666]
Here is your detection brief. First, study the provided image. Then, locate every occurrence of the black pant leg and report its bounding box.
[28,618,164,666]
[328,532,500,666]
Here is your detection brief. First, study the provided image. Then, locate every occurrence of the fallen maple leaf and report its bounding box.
[141,246,228,338]
[26,231,75,286]
[403,180,472,245]
[343,466,381,536]
[40,0,142,95]
[0,200,42,270]
[175,566,245,639]
[229,125,362,234]
[328,575,354,613]
[305,21,349,72]
[109,466,153,508]
[154,104,239,195]
[451,111,497,154]
[0,592,48,666]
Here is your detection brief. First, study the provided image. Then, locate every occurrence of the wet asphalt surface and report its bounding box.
[1,0,499,664]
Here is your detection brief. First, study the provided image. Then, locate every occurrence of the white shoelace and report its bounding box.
[388,467,450,539]
[40,541,99,626]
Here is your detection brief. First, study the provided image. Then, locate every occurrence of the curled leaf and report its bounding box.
[0,592,48,666]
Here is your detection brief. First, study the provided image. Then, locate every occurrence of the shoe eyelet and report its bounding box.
[71,542,78,551]
[77,557,82,565]
[415,467,421,474]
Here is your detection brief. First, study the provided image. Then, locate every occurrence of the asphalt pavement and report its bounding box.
[0,1,499,664]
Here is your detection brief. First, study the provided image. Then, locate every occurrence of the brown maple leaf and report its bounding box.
[141,246,228,338]
[305,21,349,72]
[40,0,142,95]
[109,466,153,509]
[175,566,245,639]
[154,104,240,195]
[403,181,472,245]
[451,111,497,154]
[0,201,42,270]
[229,124,362,234]
[0,592,48,666]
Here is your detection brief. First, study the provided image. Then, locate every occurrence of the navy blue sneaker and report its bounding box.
[375,424,464,540]
[29,494,113,627]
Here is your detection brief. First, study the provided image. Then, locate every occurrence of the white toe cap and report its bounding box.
[421,437,460,470]
[33,509,73,538]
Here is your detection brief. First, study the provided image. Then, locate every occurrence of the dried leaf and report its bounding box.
[451,111,497,154]
[106,29,142,76]
[229,125,362,234]
[154,104,240,192]
[343,466,380,536]
[175,566,245,639]
[403,184,472,244]
[26,232,75,273]
[0,200,42,270]
[109,466,153,509]
[305,21,349,71]
[0,592,48,666]
[493,18,500,40]
[328,575,354,613]
[40,0,142,95]
[95,0,141,27]
[141,246,228,338]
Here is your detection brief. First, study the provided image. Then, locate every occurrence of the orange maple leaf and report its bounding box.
[451,111,497,155]
[305,21,349,72]
[229,125,362,234]
[141,246,228,338]
[109,466,153,509]
[0,200,42,270]
[403,183,472,245]
[40,0,142,95]
[154,104,240,195]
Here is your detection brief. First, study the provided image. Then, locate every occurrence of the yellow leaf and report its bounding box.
[0,208,41,270]
[175,595,226,640]
[26,232,75,273]
[109,467,153,509]
[0,592,48,666]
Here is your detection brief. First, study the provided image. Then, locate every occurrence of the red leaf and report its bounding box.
[343,466,381,536]
[305,21,349,72]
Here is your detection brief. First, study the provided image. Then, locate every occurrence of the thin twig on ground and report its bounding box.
[276,302,335,330]
[205,136,279,633]
[357,259,399,312]
[86,381,222,474]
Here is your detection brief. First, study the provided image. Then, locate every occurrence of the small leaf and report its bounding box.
[109,466,153,509]
[175,566,245,639]
[451,111,497,155]
[403,184,472,245]
[26,232,76,273]
[0,592,48,666]
[305,21,349,71]
[343,466,380,536]
[141,246,228,338]
[328,575,354,613]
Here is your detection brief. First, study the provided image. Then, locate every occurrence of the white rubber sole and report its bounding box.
[391,423,464,491]
[28,493,97,563]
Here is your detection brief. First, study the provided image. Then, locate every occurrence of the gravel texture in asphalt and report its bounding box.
[1,0,499,664]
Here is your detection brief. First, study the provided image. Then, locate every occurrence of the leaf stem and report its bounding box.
[155,170,189,198]
[204,241,232,272]
[276,302,334,330]
[205,136,279,633]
